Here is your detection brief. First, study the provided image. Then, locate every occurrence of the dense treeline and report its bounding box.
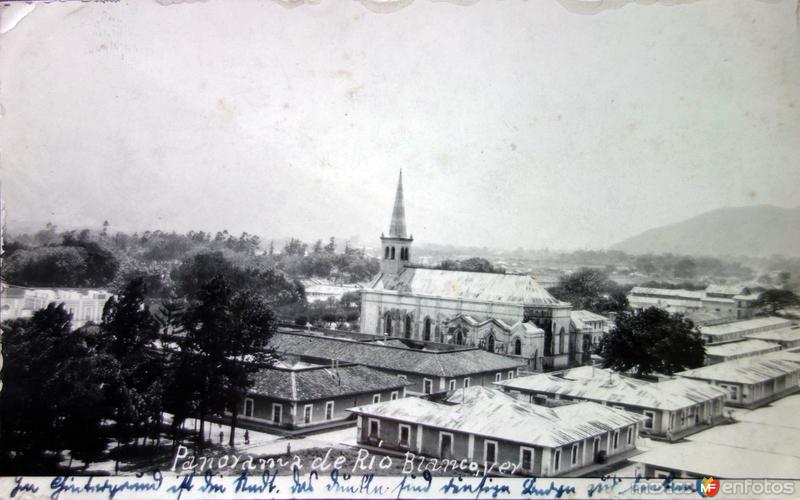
[0,267,285,473]
[547,268,629,315]
[2,224,379,294]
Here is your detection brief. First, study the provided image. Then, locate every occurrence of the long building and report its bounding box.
[233,360,410,432]
[704,339,782,364]
[698,316,792,344]
[269,330,524,395]
[676,355,800,408]
[348,386,644,477]
[495,368,727,441]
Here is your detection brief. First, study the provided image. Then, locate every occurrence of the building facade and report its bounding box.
[359,172,579,370]
[348,386,644,477]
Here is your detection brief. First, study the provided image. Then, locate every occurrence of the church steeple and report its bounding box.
[380,169,413,276]
[389,170,407,238]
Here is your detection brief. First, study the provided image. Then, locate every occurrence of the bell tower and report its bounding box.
[380,170,413,275]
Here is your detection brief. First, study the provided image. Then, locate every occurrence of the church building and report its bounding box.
[359,171,581,371]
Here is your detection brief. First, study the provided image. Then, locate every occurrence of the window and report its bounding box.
[391,391,399,401]
[520,448,534,472]
[626,427,633,445]
[391,247,396,260]
[303,404,313,424]
[372,394,381,404]
[423,379,433,395]
[643,411,655,430]
[423,318,432,341]
[495,373,502,382]
[592,437,600,458]
[508,371,515,380]
[405,316,412,339]
[384,246,389,259]
[463,378,471,388]
[571,444,579,465]
[514,338,522,355]
[272,403,282,424]
[399,424,411,447]
[448,380,456,391]
[384,313,393,335]
[612,431,619,450]
[484,440,498,463]
[244,398,254,418]
[325,401,334,420]
[368,418,380,438]
[553,449,561,472]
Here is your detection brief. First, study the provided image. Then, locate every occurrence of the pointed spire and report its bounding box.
[388,169,407,238]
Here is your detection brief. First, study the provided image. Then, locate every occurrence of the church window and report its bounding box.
[405,248,410,260]
[385,246,390,259]
[423,317,432,341]
[514,338,522,356]
[487,335,495,353]
[384,313,393,335]
[456,331,465,345]
[405,315,412,338]
[391,247,396,260]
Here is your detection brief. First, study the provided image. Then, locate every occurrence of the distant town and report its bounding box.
[1,172,799,481]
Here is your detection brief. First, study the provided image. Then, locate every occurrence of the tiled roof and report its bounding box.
[348,386,643,448]
[248,363,409,402]
[677,355,800,384]
[270,332,524,378]
[367,267,565,306]
[497,371,727,411]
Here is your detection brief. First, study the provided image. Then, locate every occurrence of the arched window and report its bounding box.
[391,247,396,260]
[514,338,522,356]
[487,335,495,353]
[456,331,465,345]
[405,315,412,338]
[384,246,390,259]
[384,313,392,335]
[405,248,410,261]
[401,248,407,260]
[423,317,432,341]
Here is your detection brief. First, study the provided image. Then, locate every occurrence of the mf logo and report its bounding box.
[697,477,720,497]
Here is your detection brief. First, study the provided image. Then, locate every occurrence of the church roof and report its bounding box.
[368,267,566,306]
[388,170,408,238]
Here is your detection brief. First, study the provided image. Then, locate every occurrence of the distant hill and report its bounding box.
[611,205,800,258]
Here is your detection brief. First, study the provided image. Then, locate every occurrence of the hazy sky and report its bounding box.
[1,0,798,250]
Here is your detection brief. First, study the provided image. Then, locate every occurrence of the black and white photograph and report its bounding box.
[0,0,799,498]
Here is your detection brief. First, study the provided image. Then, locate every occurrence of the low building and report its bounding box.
[348,386,644,477]
[744,325,800,348]
[704,339,782,364]
[569,310,610,353]
[495,368,727,441]
[235,360,411,432]
[0,284,111,328]
[270,330,525,396]
[698,316,792,344]
[676,355,800,408]
[628,285,762,321]
[633,394,800,478]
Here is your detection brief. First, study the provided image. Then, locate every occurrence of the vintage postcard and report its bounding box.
[1,0,799,499]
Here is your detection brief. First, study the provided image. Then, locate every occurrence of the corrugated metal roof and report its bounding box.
[745,326,800,342]
[248,364,409,402]
[677,355,800,384]
[497,371,727,411]
[699,317,792,338]
[705,339,782,359]
[270,332,524,377]
[629,287,706,300]
[348,386,643,448]
[368,267,565,306]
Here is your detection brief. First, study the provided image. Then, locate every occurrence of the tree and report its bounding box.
[0,304,115,471]
[598,308,705,377]
[324,237,336,254]
[179,276,277,449]
[754,289,800,314]
[101,277,163,448]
